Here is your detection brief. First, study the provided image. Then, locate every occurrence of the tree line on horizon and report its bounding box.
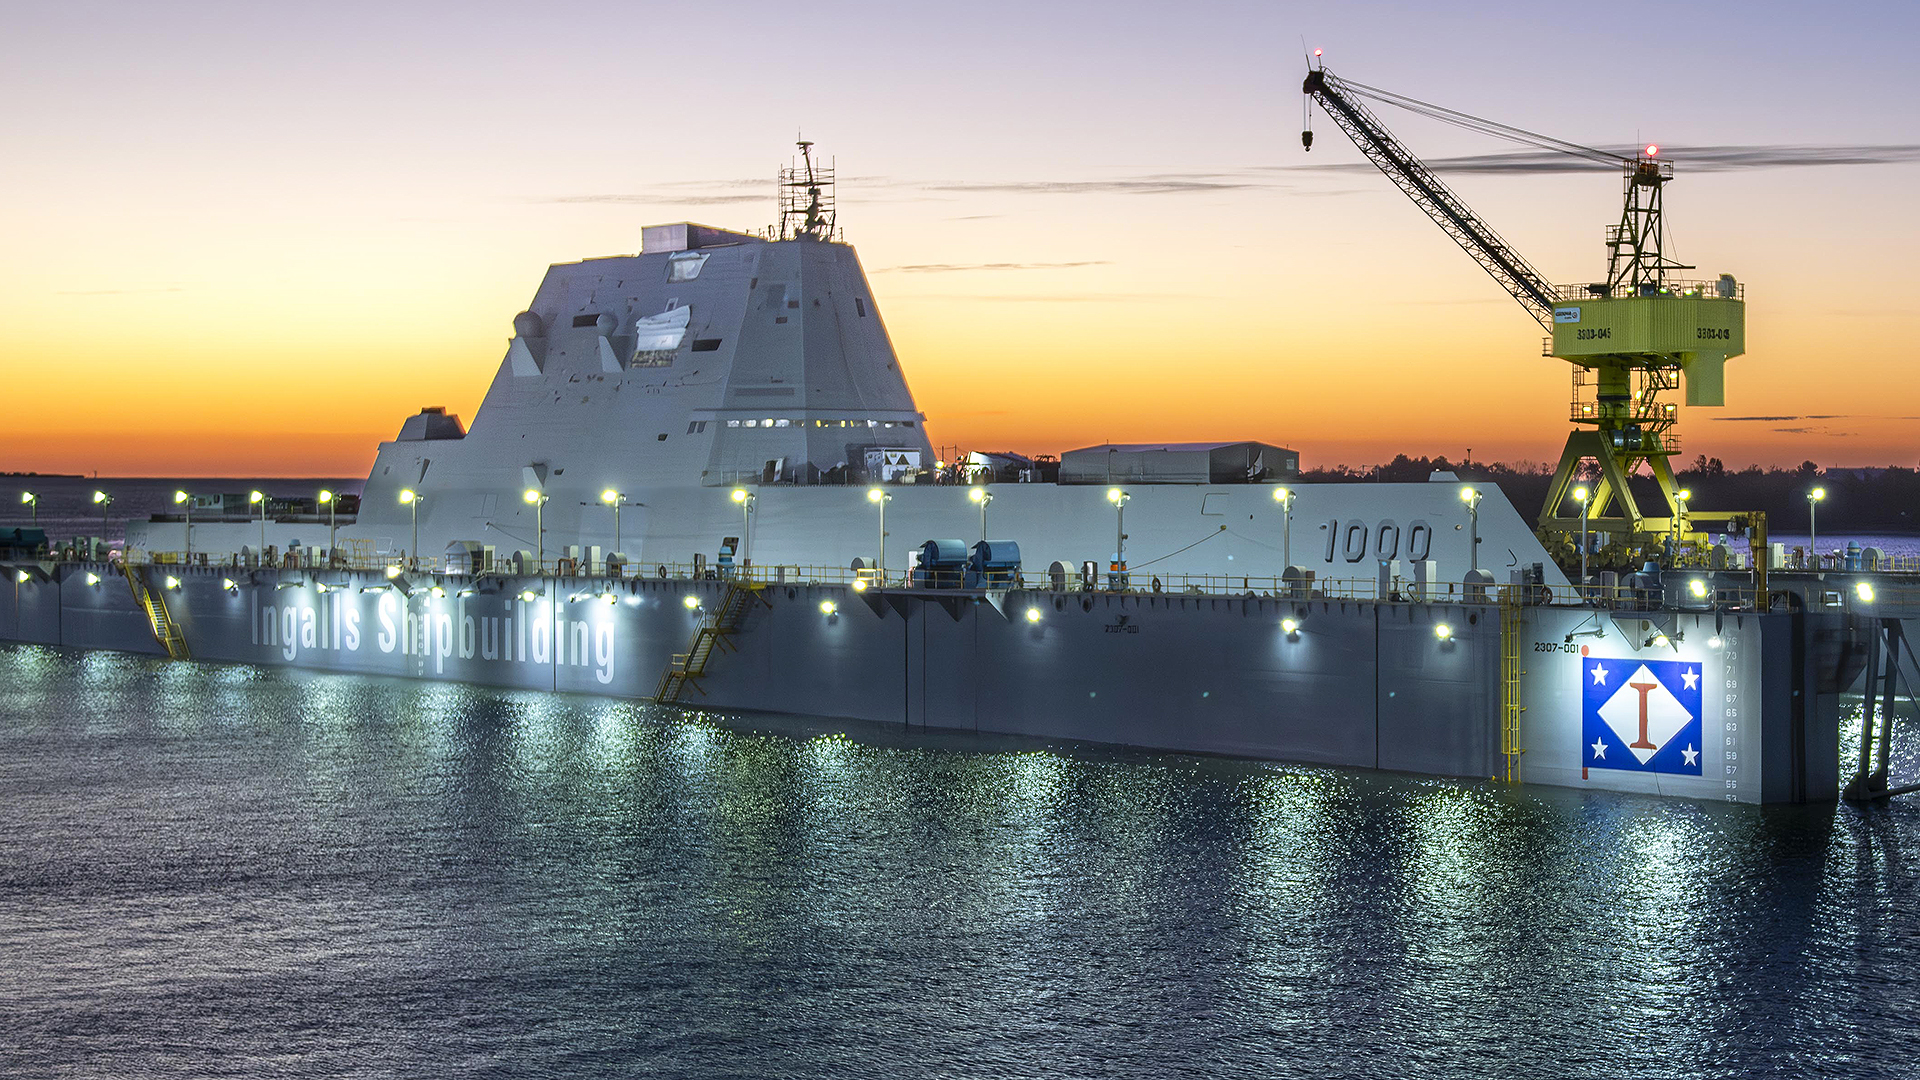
[1303,455,1920,535]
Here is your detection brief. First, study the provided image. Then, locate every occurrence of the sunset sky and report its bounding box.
[3,0,1917,476]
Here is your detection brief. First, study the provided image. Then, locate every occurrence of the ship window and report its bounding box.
[774,317,788,324]
[855,298,866,317]
[691,338,722,352]
[657,433,668,441]
[902,421,915,427]
[667,251,710,282]
[571,314,600,328]
[744,420,758,428]
[775,419,790,428]
[727,420,741,428]
[761,418,773,427]
[786,300,799,309]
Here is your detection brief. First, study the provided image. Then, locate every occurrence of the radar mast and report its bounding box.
[779,138,836,241]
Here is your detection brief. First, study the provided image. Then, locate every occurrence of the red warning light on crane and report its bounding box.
[1646,144,1659,157]
[1314,49,1323,56]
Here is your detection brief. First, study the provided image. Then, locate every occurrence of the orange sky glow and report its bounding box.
[3,1,1916,477]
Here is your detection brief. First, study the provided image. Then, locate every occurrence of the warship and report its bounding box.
[2,142,1892,805]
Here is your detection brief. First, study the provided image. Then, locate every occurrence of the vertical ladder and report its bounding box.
[654,580,766,704]
[121,562,189,659]
[1499,590,1524,782]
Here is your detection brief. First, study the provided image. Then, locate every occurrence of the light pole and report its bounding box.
[92,489,113,541]
[174,490,194,560]
[600,489,630,556]
[1808,486,1826,569]
[1272,486,1295,570]
[969,486,993,544]
[318,490,338,563]
[523,489,549,570]
[19,491,35,525]
[1459,486,1482,572]
[399,489,420,568]
[1572,485,1591,596]
[731,488,756,571]
[1672,487,1692,564]
[249,490,266,560]
[1107,487,1130,588]
[867,487,891,583]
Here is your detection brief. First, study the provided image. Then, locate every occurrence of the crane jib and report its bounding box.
[1306,72,1556,325]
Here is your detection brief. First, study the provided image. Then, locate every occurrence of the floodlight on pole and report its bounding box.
[969,486,993,544]
[1459,486,1483,571]
[523,488,549,570]
[601,489,629,558]
[1572,486,1592,596]
[399,489,420,568]
[1808,486,1827,568]
[318,490,338,561]
[1272,486,1295,570]
[867,488,891,581]
[19,491,36,525]
[249,490,266,558]
[93,489,113,541]
[1107,488,1130,588]
[731,488,756,569]
[174,490,195,559]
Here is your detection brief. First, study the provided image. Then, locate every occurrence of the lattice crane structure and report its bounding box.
[1303,56,1747,567]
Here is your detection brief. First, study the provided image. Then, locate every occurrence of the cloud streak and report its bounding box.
[876,261,1112,274]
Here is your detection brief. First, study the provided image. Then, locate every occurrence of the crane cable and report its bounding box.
[1328,74,1631,168]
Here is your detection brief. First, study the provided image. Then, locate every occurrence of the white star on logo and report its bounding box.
[1681,744,1699,767]
[1681,668,1699,691]
[1591,737,1607,760]
[1592,664,1609,686]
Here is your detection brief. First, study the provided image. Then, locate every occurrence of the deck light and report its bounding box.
[457,587,477,597]
[1807,487,1827,567]
[1571,486,1592,596]
[360,585,390,594]
[85,572,100,586]
[601,592,618,605]
[247,490,267,555]
[315,582,331,594]
[732,489,757,567]
[683,594,701,610]
[518,589,538,602]
[1708,635,1724,649]
[13,570,27,583]
[1688,579,1708,599]
[820,600,838,615]
[429,585,446,599]
[1433,623,1453,640]
[1282,617,1300,635]
[1857,581,1875,603]
[164,576,180,590]
[1024,607,1041,623]
[867,488,891,577]
[222,577,236,591]
[851,578,868,592]
[385,565,402,579]
[1650,633,1669,648]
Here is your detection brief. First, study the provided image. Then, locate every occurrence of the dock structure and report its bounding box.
[6,549,1914,805]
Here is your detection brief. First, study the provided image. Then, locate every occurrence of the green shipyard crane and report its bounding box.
[1302,56,1747,567]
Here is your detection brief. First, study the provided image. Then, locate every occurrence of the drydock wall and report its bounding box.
[0,564,1844,802]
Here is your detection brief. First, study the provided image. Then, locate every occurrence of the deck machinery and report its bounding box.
[1303,58,1748,568]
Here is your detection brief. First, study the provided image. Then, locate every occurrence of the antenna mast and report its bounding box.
[779,138,836,241]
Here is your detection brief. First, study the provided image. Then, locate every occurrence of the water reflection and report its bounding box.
[0,645,1917,1079]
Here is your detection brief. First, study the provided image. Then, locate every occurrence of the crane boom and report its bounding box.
[1303,67,1558,328]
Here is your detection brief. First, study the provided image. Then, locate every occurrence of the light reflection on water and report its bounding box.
[1,644,1917,1079]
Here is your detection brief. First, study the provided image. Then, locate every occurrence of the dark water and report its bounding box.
[3,647,1920,1079]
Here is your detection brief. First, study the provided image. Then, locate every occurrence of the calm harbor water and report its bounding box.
[3,647,1919,1078]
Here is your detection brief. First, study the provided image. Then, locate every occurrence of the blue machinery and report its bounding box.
[912,539,1023,589]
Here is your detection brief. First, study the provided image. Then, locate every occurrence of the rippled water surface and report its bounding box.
[3,646,1919,1079]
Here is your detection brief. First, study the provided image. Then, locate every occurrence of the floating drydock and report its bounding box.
[3,179,1904,803]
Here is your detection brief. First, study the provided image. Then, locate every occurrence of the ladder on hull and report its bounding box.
[122,562,189,659]
[654,580,766,705]
[1499,590,1525,783]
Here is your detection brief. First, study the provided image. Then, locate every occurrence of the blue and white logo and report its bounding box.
[1582,655,1703,775]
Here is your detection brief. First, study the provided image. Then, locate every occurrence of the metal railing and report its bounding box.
[1550,279,1744,302]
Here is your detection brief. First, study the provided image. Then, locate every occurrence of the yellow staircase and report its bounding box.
[1498,590,1524,782]
[654,580,767,704]
[122,562,189,659]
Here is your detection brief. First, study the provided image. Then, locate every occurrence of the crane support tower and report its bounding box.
[1303,58,1747,568]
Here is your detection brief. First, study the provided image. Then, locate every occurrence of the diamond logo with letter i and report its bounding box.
[1581,655,1704,776]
